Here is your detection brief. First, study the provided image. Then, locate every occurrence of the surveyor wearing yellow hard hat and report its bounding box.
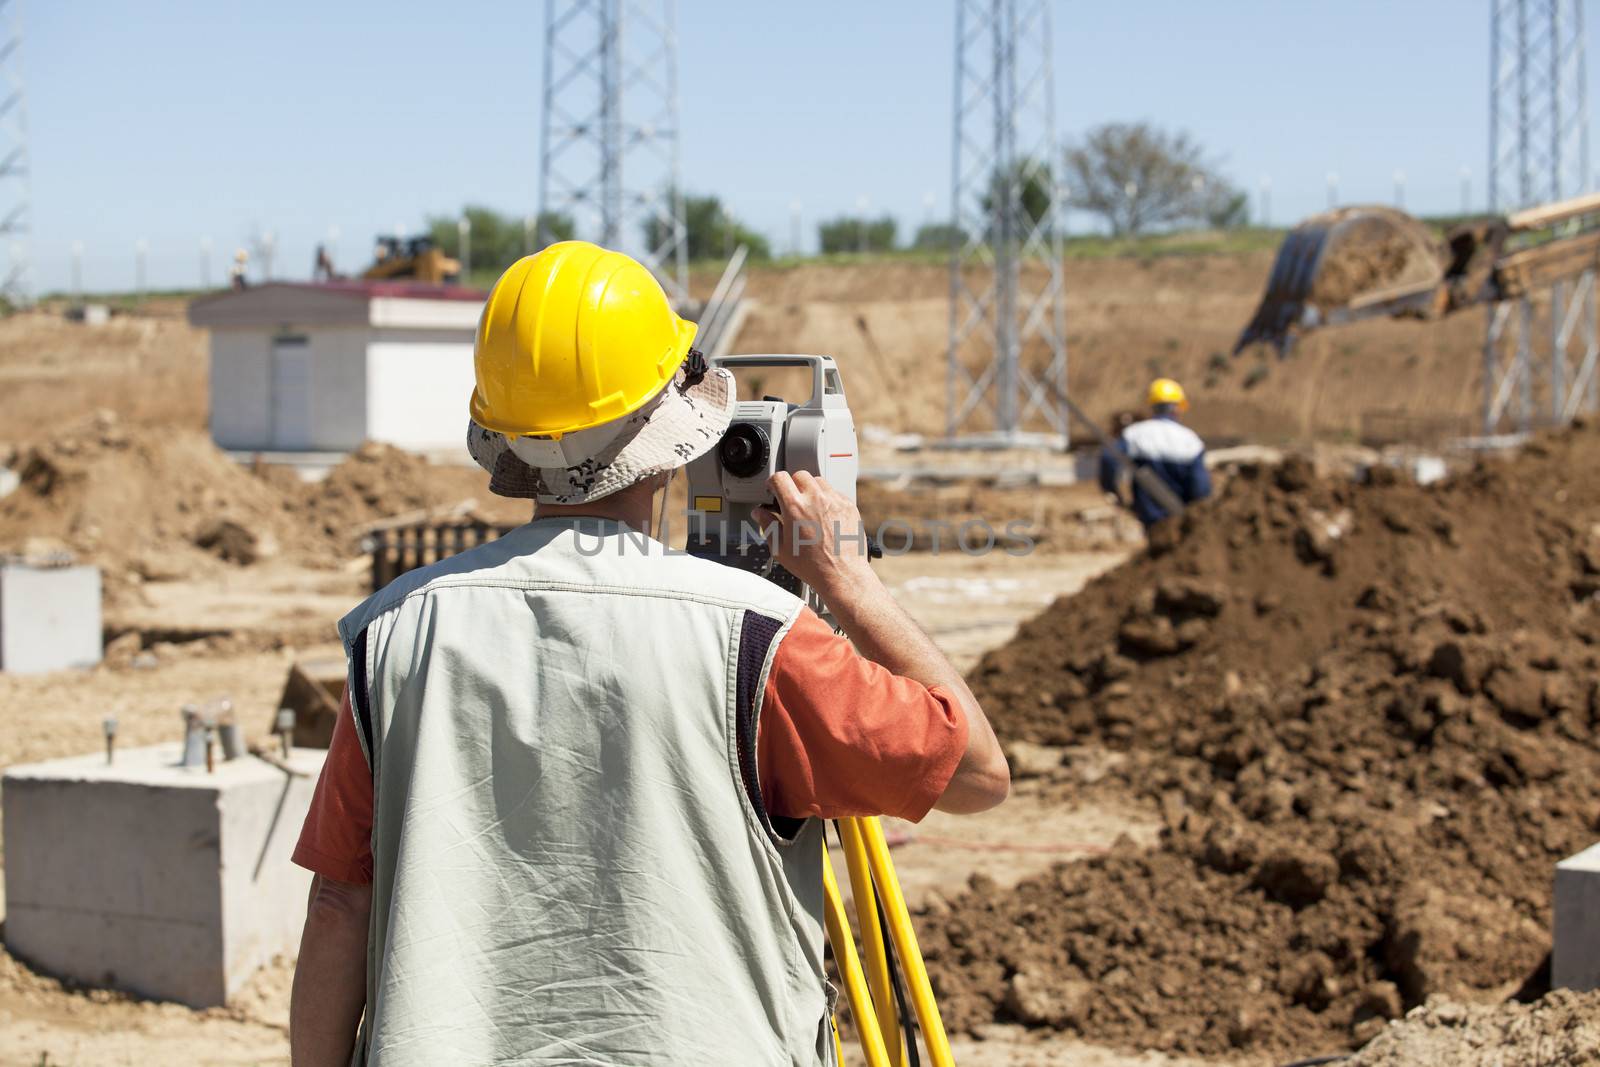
[464,240,739,503]
[1099,376,1211,528]
[288,241,1009,1065]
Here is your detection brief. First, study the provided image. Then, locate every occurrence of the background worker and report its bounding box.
[1099,377,1212,528]
[228,248,249,290]
[287,241,1009,1067]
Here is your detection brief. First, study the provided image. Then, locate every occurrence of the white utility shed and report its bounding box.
[188,281,485,454]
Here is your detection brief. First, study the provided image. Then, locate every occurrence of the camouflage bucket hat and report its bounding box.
[466,352,735,504]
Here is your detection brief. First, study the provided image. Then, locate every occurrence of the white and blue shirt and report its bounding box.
[1098,414,1212,526]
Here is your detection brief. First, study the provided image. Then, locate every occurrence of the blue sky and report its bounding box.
[29,1,1600,292]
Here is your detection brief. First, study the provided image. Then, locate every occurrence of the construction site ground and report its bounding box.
[3,248,1596,1066]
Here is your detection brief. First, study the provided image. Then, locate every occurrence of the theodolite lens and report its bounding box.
[718,423,769,478]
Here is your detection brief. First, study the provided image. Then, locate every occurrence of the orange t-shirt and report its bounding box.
[293,608,967,885]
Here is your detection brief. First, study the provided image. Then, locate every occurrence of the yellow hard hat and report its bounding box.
[1147,377,1189,412]
[469,241,697,438]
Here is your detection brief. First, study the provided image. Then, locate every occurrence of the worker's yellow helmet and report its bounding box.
[1147,377,1189,412]
[469,241,697,438]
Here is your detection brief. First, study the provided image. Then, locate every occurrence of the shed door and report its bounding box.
[270,336,312,449]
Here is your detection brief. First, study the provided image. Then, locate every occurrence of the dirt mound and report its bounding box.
[0,415,522,574]
[974,437,1599,746]
[285,441,504,544]
[922,423,1600,1056]
[1345,990,1600,1066]
[0,412,326,573]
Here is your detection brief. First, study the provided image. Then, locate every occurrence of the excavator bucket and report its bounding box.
[1234,206,1449,355]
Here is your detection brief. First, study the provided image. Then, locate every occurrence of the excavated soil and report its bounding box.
[731,253,1487,446]
[1307,212,1441,308]
[285,440,515,543]
[921,422,1600,1058]
[0,413,523,580]
[1345,990,1600,1066]
[0,414,329,572]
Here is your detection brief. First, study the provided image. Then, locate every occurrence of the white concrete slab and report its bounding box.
[1555,841,1600,992]
[0,563,101,674]
[2,742,325,1007]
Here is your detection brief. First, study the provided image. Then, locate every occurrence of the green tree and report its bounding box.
[912,222,966,251]
[981,159,1055,235]
[426,206,522,272]
[817,215,897,254]
[644,193,770,261]
[533,210,576,249]
[1198,186,1249,230]
[1063,122,1238,235]
[426,207,576,271]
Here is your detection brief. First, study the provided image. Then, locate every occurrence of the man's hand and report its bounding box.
[753,471,872,594]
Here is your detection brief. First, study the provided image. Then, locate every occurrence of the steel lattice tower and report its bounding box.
[1489,0,1588,212]
[0,0,31,306]
[538,0,687,302]
[1484,0,1595,432]
[946,0,1068,442]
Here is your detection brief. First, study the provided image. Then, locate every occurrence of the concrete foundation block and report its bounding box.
[2,742,325,1007]
[0,563,102,673]
[1554,841,1600,992]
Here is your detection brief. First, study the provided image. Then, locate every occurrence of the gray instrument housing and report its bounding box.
[685,354,860,590]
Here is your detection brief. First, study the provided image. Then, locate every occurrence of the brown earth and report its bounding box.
[971,432,1599,745]
[9,250,1498,453]
[731,255,1486,445]
[285,439,523,544]
[1,414,331,571]
[1306,210,1442,308]
[0,302,207,442]
[1344,990,1600,1066]
[0,414,526,588]
[919,422,1600,1057]
[0,256,1587,1065]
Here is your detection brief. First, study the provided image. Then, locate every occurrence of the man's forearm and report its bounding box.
[758,470,1009,813]
[291,875,371,1066]
[818,567,959,688]
[815,566,1008,814]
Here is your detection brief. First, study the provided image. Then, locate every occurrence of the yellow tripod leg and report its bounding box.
[822,847,891,1067]
[831,1015,845,1066]
[858,816,955,1067]
[838,818,905,1066]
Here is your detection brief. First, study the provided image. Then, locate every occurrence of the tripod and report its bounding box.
[822,814,954,1066]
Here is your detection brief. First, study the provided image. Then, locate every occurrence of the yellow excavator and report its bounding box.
[1235,190,1600,354]
[361,235,461,285]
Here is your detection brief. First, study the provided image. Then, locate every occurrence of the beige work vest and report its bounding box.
[337,517,832,1066]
